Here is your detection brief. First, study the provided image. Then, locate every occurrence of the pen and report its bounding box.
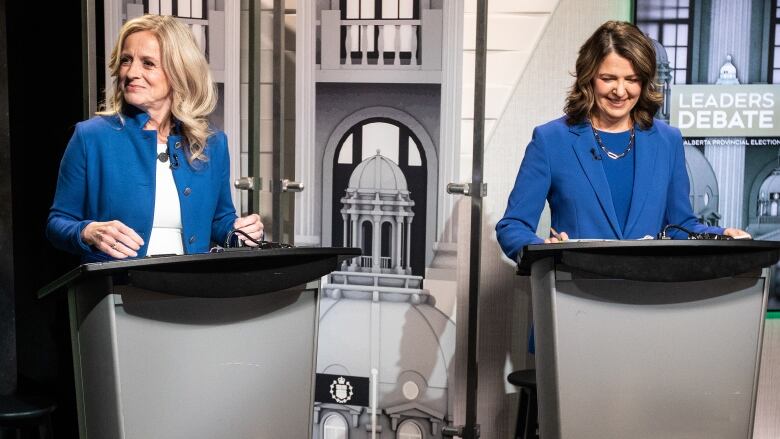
[550,227,565,241]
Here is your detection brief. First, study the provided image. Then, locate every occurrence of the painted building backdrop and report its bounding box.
[95,1,780,438]
[636,0,780,309]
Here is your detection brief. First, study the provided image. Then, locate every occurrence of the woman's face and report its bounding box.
[591,52,641,130]
[118,31,172,116]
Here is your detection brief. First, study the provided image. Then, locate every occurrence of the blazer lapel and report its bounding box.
[570,123,622,238]
[624,123,658,235]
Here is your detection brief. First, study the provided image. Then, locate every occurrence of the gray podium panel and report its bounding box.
[531,258,768,439]
[70,283,319,439]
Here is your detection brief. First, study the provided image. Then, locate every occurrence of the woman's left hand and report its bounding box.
[234,213,264,246]
[723,228,752,240]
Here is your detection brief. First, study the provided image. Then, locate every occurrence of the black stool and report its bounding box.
[0,395,55,439]
[507,369,538,439]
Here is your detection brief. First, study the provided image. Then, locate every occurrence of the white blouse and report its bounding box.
[146,144,184,256]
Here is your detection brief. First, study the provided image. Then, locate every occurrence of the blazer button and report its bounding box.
[175,141,182,149]
[189,236,196,244]
[183,187,192,196]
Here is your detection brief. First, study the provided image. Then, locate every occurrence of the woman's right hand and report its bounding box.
[81,220,144,259]
[544,230,569,243]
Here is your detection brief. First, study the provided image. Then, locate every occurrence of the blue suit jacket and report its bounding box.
[46,108,238,262]
[496,116,723,261]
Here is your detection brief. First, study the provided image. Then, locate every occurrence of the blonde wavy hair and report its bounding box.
[564,21,663,129]
[99,14,217,162]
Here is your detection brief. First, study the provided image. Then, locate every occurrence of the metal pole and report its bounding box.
[81,0,97,118]
[465,0,488,438]
[0,0,16,396]
[248,0,263,215]
[272,0,286,241]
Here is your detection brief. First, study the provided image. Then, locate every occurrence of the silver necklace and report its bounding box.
[591,125,635,160]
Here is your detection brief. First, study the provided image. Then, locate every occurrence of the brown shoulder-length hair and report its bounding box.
[564,20,663,129]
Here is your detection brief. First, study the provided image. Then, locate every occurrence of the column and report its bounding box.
[706,0,751,85]
[351,216,359,249]
[706,145,745,229]
[704,0,751,229]
[342,213,348,246]
[389,220,396,269]
[294,1,320,246]
[351,216,361,270]
[395,216,404,273]
[405,217,413,273]
[372,215,381,273]
[436,0,464,244]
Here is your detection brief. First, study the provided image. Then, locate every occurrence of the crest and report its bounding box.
[329,376,354,404]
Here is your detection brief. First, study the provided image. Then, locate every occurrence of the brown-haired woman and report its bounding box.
[496,21,748,261]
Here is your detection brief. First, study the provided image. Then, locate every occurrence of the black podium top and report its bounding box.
[517,240,780,282]
[39,247,362,299]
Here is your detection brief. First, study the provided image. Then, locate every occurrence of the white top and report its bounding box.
[146,144,184,256]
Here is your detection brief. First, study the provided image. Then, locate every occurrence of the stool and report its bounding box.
[507,369,538,439]
[0,395,55,439]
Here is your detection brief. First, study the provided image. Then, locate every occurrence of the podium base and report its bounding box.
[531,258,767,439]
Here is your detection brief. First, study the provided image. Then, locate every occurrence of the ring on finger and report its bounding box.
[110,242,118,250]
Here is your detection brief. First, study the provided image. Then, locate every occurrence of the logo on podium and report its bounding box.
[315,373,369,406]
[329,376,354,403]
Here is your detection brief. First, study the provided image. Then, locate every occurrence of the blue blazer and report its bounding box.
[46,108,238,262]
[496,117,723,261]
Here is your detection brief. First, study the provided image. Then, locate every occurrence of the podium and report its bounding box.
[517,240,780,439]
[39,247,360,439]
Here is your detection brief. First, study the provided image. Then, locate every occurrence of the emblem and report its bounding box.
[329,376,354,404]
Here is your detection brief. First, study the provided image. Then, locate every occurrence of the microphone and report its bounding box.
[590,148,602,160]
[170,152,180,169]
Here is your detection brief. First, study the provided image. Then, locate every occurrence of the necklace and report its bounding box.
[591,124,635,160]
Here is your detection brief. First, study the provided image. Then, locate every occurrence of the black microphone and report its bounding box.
[170,152,180,169]
[590,148,602,160]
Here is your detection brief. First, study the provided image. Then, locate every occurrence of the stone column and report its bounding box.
[351,216,359,249]
[703,0,752,229]
[294,0,320,246]
[706,145,745,228]
[389,218,395,268]
[341,213,348,246]
[395,216,404,273]
[437,0,464,245]
[405,217,413,273]
[351,216,362,270]
[372,215,381,273]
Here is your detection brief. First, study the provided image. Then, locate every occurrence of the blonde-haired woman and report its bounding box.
[47,15,262,261]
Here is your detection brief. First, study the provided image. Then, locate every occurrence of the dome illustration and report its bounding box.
[716,54,739,85]
[348,151,409,193]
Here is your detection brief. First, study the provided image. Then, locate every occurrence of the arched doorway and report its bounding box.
[332,118,427,275]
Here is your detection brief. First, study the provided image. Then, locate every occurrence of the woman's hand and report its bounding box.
[544,230,569,243]
[234,213,264,246]
[723,228,752,240]
[81,220,144,258]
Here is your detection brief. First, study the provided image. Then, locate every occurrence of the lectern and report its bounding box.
[39,247,360,439]
[517,240,780,439]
